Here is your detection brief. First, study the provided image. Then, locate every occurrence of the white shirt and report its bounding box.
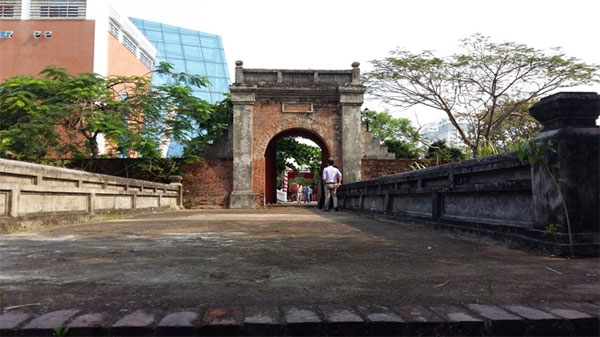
[323,165,341,184]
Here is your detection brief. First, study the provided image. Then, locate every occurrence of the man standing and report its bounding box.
[322,158,342,211]
[304,185,312,203]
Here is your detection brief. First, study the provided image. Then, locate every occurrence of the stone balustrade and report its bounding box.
[338,92,600,256]
[0,158,182,231]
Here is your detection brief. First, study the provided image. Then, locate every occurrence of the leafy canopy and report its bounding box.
[275,138,321,189]
[0,62,231,162]
[361,109,423,159]
[365,34,599,155]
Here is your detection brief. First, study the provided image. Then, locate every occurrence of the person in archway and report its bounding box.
[297,184,303,203]
[322,158,342,211]
[304,184,312,203]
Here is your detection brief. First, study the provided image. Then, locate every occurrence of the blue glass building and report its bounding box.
[129,17,230,157]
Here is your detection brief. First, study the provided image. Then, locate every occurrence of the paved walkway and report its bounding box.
[0,208,598,335]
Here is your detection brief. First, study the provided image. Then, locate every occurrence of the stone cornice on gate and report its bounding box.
[231,84,366,101]
[232,60,366,100]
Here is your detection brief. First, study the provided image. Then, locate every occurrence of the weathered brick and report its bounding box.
[466,304,525,336]
[284,306,322,336]
[200,307,242,336]
[181,158,233,208]
[68,312,111,337]
[429,305,484,336]
[156,311,198,336]
[536,303,598,337]
[0,310,33,332]
[395,305,445,336]
[563,302,600,317]
[357,305,404,336]
[321,306,365,336]
[394,305,444,323]
[243,306,282,336]
[21,309,80,336]
[249,95,343,207]
[112,310,156,337]
[536,304,592,320]
[503,305,562,336]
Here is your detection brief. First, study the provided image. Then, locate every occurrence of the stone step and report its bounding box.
[1,302,598,336]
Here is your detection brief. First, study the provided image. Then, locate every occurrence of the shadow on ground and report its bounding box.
[0,207,598,311]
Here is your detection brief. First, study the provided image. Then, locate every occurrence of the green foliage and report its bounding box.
[365,34,599,156]
[362,109,423,159]
[383,139,423,159]
[519,139,573,257]
[52,325,69,337]
[426,140,467,160]
[0,62,229,162]
[290,177,314,187]
[484,278,495,297]
[275,138,321,189]
[488,100,542,153]
[475,140,499,157]
[545,223,562,234]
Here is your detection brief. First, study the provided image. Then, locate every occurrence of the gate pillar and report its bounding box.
[229,61,257,208]
[339,62,366,183]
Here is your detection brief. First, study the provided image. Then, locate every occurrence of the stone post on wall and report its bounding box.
[229,61,257,208]
[338,62,366,183]
[529,92,599,236]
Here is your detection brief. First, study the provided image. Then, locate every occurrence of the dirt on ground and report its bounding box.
[0,207,598,311]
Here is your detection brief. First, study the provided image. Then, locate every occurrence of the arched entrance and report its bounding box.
[264,128,331,204]
[228,61,393,208]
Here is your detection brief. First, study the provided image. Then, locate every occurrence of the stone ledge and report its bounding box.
[0,302,597,336]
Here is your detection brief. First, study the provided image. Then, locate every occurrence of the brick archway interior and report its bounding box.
[264,128,330,204]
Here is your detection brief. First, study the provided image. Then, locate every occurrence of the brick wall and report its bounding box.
[251,96,340,207]
[361,159,453,180]
[180,158,233,208]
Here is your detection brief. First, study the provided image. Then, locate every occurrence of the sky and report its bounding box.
[111,0,600,126]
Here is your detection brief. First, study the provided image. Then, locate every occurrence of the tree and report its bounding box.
[0,62,227,162]
[364,34,599,156]
[361,109,423,159]
[275,138,321,189]
[487,100,541,153]
[426,140,467,160]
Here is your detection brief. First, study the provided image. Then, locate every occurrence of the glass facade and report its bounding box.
[129,17,230,157]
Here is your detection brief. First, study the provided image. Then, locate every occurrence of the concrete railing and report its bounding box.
[339,92,600,256]
[234,60,359,86]
[0,158,182,224]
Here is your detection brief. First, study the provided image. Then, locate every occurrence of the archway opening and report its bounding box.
[264,129,330,205]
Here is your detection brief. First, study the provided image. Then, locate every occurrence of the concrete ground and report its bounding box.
[0,208,598,311]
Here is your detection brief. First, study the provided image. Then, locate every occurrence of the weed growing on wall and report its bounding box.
[519,139,573,257]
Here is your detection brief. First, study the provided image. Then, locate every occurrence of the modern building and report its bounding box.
[420,118,471,148]
[0,1,231,158]
[0,0,156,81]
[129,17,230,157]
[0,0,157,155]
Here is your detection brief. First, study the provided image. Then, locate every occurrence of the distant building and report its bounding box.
[420,118,470,148]
[129,17,231,157]
[0,0,156,155]
[0,1,232,158]
[0,0,155,80]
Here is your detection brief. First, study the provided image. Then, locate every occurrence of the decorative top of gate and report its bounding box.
[233,61,362,86]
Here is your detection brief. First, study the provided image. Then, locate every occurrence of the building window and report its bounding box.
[121,33,138,56]
[139,51,154,69]
[0,0,21,18]
[30,0,86,19]
[108,19,120,39]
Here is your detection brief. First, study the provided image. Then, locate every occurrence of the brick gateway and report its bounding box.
[228,62,392,208]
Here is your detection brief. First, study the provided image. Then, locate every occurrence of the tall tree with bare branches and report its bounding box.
[364,34,599,155]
